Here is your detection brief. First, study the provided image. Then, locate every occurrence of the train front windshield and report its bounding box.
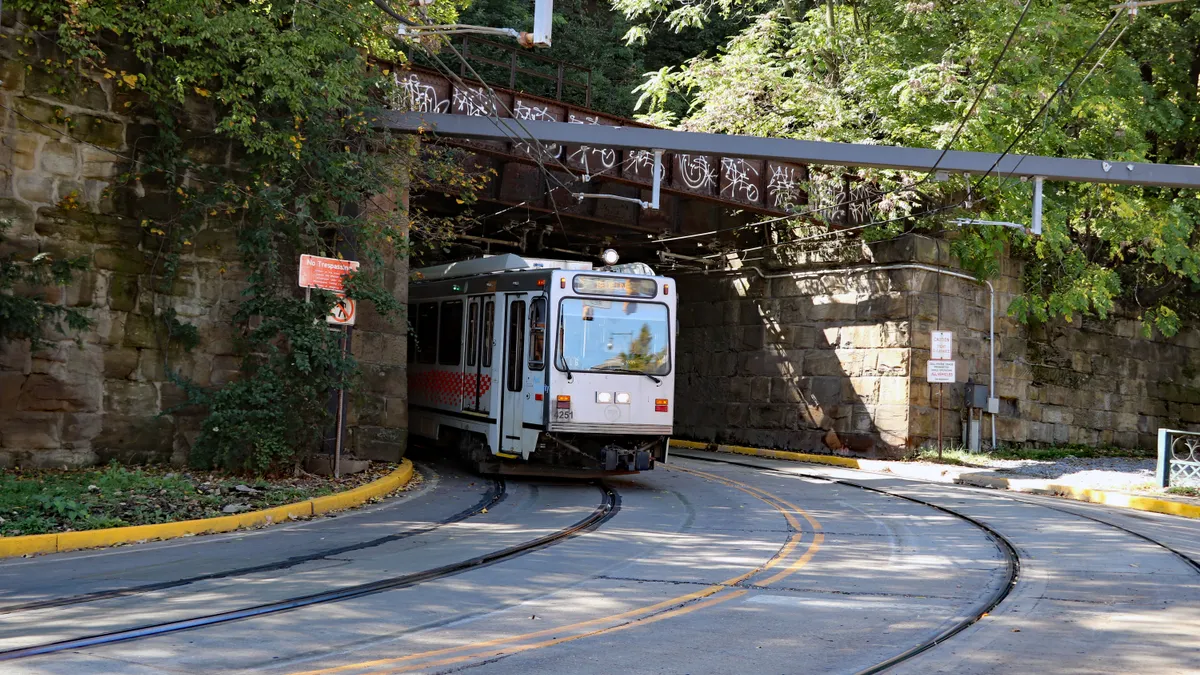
[555,298,671,375]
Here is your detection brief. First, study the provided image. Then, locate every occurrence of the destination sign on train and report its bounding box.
[573,275,657,298]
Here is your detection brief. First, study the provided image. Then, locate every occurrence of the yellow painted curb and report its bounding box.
[1042,484,1200,520]
[0,459,414,559]
[669,439,860,469]
[668,439,710,451]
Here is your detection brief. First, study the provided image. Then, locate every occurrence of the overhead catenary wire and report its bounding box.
[387,0,589,243]
[296,0,584,246]
[971,8,1125,192]
[705,4,1144,265]
[652,0,1036,248]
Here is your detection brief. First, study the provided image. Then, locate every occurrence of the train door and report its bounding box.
[464,296,495,415]
[524,296,548,429]
[501,294,527,454]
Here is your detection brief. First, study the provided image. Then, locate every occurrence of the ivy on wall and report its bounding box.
[10,0,482,473]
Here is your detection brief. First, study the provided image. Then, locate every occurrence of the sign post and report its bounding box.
[927,331,955,460]
[298,254,361,477]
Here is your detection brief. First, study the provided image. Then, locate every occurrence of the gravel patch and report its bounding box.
[987,457,1157,491]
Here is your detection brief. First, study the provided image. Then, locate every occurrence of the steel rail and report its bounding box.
[975,490,1200,575]
[0,484,619,662]
[383,111,1200,189]
[0,472,506,616]
[678,450,1200,672]
[670,452,1020,674]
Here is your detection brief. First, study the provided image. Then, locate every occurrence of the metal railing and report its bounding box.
[1157,428,1200,488]
[452,36,592,107]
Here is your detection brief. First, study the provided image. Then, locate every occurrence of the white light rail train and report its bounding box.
[407,253,676,476]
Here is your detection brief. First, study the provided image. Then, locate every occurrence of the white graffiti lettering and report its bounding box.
[678,154,716,191]
[512,100,561,159]
[567,113,617,175]
[805,172,879,225]
[452,87,498,117]
[720,158,760,203]
[392,74,449,114]
[767,165,801,209]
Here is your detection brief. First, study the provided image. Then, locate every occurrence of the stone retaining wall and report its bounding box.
[675,262,911,457]
[0,21,409,468]
[674,235,1200,458]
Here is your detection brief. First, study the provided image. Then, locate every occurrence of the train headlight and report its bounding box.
[601,249,620,266]
[595,392,613,404]
[615,392,631,404]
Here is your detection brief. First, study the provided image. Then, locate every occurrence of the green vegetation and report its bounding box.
[13,0,480,474]
[0,462,387,537]
[457,0,743,116]
[0,220,91,349]
[909,445,1151,466]
[1166,486,1200,498]
[619,0,1200,336]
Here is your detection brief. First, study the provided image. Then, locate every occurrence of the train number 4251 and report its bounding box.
[555,409,573,420]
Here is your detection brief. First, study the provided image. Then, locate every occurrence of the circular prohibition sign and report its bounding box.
[327,295,356,325]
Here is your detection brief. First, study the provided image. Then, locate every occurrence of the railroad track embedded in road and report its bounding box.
[0,482,618,662]
[0,469,506,616]
[672,452,1021,675]
[997,492,1200,574]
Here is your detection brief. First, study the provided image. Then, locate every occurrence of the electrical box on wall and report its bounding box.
[964,382,989,409]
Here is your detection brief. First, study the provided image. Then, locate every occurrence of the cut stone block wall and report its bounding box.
[0,20,409,468]
[675,265,912,457]
[674,235,1200,458]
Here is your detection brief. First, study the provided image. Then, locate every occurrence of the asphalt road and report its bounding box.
[1,451,1198,674]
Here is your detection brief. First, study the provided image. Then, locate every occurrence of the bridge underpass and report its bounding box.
[396,44,821,264]
[392,50,1200,457]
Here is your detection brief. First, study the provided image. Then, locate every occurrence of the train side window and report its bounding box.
[416,302,438,364]
[466,302,479,367]
[506,301,525,392]
[528,297,546,370]
[482,300,495,368]
[438,300,464,366]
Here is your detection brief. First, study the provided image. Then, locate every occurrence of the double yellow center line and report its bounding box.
[291,465,822,675]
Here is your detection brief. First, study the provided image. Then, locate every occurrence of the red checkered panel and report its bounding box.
[410,370,495,408]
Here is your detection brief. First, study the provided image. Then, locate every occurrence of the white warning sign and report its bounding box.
[926,360,956,383]
[327,295,356,326]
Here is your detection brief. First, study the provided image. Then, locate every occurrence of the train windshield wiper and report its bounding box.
[596,367,661,384]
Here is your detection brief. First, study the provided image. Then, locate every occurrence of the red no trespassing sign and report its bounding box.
[298,254,359,293]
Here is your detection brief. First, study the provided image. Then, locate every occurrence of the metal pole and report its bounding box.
[989,286,996,451]
[651,149,663,209]
[334,327,348,478]
[931,381,940,458]
[1031,176,1044,235]
[1156,428,1170,488]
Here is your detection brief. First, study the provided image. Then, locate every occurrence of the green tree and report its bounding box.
[621,0,1200,335]
[619,322,667,371]
[13,0,480,473]
[455,0,743,116]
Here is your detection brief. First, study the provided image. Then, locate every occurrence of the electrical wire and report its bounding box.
[294,0,582,245]
[651,0,1035,248]
[364,0,589,244]
[994,12,1133,197]
[692,5,1133,265]
[970,9,1125,192]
